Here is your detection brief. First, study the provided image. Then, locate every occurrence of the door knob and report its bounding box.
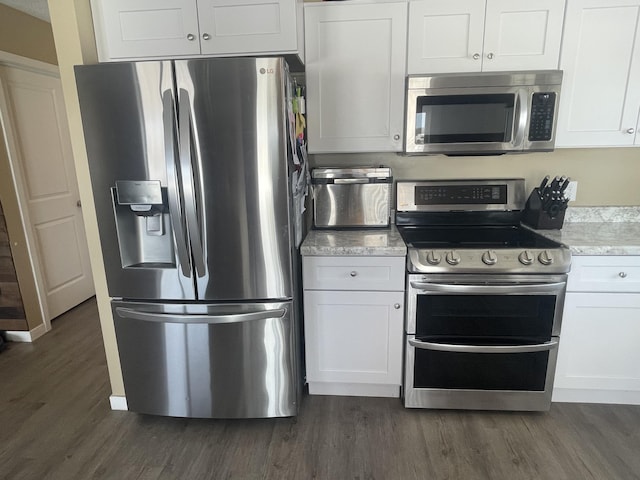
[473,53,480,60]
[393,134,400,141]
[626,128,636,134]
[202,33,211,41]
[186,34,195,41]
[394,303,401,309]
[487,52,495,59]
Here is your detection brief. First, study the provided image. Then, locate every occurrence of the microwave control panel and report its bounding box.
[528,92,556,142]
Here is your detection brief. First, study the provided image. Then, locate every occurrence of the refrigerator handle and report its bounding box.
[162,90,191,277]
[115,307,286,325]
[178,89,206,277]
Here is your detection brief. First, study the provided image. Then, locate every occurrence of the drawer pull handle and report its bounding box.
[394,303,401,309]
[619,272,627,278]
[350,271,358,277]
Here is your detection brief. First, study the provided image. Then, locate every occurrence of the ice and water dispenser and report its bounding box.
[112,180,175,268]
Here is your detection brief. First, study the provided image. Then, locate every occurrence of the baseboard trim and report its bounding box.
[109,395,128,411]
[553,388,640,405]
[5,323,47,342]
[308,382,400,398]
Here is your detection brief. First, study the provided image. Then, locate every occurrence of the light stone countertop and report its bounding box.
[535,207,640,256]
[301,224,407,256]
[300,207,640,257]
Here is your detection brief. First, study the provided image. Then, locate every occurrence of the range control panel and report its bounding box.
[407,247,572,274]
[396,179,525,213]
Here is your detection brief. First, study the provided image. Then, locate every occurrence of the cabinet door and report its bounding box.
[407,0,486,74]
[91,0,201,60]
[553,292,640,404]
[196,0,298,56]
[304,2,407,153]
[556,0,640,147]
[482,0,565,72]
[304,290,404,387]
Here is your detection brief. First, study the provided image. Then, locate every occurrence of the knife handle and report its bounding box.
[539,175,550,191]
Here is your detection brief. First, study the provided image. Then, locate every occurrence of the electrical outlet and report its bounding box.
[564,180,578,201]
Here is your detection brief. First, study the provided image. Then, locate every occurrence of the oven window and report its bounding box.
[415,94,515,144]
[415,294,556,340]
[413,348,549,391]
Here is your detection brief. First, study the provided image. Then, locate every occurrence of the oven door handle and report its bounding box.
[409,281,566,295]
[409,338,559,354]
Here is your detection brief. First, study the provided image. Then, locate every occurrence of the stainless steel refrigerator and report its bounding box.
[75,57,305,419]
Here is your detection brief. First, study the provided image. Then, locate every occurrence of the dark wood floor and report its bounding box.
[1,299,639,480]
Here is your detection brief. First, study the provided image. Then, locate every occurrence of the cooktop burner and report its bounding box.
[398,225,562,250]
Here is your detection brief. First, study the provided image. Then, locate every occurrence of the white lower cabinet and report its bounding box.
[302,256,405,397]
[553,256,640,405]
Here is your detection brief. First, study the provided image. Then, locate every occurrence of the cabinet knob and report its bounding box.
[350,271,358,277]
[394,134,400,141]
[202,33,211,41]
[473,53,480,60]
[394,303,401,310]
[487,52,494,60]
[626,128,636,134]
[187,34,195,41]
[619,271,628,278]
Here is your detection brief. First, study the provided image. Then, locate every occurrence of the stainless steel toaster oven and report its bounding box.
[311,167,392,228]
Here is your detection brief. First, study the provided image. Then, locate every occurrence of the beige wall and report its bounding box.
[312,147,640,206]
[0,5,57,65]
[0,5,59,331]
[48,0,125,396]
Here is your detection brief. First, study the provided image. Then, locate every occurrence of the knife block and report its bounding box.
[521,188,566,230]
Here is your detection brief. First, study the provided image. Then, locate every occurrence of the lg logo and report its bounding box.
[259,68,275,74]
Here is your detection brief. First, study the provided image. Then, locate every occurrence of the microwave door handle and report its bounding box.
[409,338,559,354]
[178,89,206,277]
[512,89,529,148]
[162,90,191,277]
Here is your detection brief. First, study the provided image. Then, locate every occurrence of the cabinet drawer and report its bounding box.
[568,256,640,293]
[303,256,405,291]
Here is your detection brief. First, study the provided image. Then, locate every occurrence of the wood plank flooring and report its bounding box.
[1,298,639,480]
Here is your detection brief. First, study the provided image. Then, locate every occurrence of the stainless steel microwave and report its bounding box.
[404,71,563,155]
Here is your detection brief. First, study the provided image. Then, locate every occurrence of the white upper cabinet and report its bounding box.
[407,0,566,74]
[91,0,304,62]
[483,0,566,72]
[556,0,640,147]
[304,1,407,153]
[407,0,485,74]
[196,0,300,57]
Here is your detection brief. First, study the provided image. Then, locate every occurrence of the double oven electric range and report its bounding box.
[396,179,571,411]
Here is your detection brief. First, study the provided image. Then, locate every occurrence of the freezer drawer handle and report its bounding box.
[408,338,559,354]
[115,307,286,325]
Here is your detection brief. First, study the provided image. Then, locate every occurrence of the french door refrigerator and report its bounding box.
[75,57,304,419]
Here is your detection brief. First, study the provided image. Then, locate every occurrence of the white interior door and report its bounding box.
[0,64,94,323]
